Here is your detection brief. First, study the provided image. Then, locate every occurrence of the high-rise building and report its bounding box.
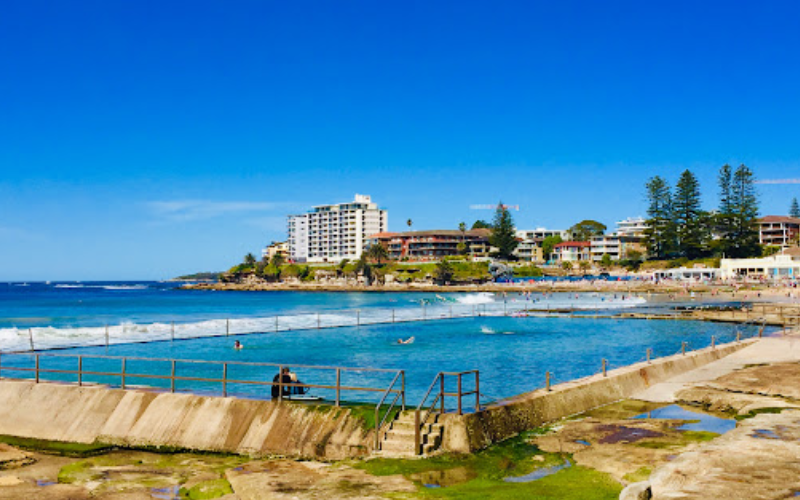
[287,194,388,263]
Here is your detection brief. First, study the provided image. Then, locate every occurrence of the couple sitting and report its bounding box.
[271,367,308,399]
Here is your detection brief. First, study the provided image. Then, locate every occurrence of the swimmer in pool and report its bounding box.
[397,337,415,345]
[233,340,243,350]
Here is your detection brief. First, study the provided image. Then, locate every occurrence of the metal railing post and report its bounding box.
[423,304,426,320]
[275,316,279,332]
[317,313,321,329]
[546,371,551,391]
[457,373,463,415]
[449,305,453,318]
[105,325,109,347]
[681,341,687,355]
[35,355,40,383]
[335,368,341,407]
[278,365,284,402]
[357,309,360,327]
[28,329,34,351]
[171,360,176,393]
[392,309,395,323]
[414,410,421,455]
[602,358,607,377]
[121,358,126,389]
[78,356,83,386]
[711,335,716,349]
[171,322,175,342]
[504,300,507,316]
[439,374,445,414]
[646,348,652,364]
[401,370,406,410]
[222,363,228,397]
[736,331,741,342]
[226,319,230,336]
[474,371,480,411]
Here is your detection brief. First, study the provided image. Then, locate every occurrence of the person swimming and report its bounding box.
[397,336,415,345]
[233,340,243,350]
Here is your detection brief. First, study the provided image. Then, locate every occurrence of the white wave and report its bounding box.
[55,284,85,289]
[0,294,647,352]
[456,292,496,305]
[102,285,148,290]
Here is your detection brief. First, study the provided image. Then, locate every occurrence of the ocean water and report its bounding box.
[0,282,761,406]
[0,282,646,351]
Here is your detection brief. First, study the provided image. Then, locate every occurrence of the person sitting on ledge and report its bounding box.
[271,367,293,399]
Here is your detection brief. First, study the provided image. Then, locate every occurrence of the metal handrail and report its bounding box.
[413,370,480,455]
[373,370,405,449]
[0,352,403,406]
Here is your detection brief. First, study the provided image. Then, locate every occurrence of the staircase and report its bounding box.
[376,411,444,456]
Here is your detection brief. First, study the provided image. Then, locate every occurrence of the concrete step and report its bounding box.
[380,439,417,454]
[391,420,442,432]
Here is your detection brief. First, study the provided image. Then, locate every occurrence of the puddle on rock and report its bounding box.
[36,479,57,487]
[151,485,181,500]
[575,440,591,446]
[598,425,664,444]
[503,458,572,483]
[411,466,477,488]
[751,429,781,440]
[631,405,736,434]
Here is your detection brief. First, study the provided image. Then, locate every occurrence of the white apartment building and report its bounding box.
[590,217,649,261]
[516,228,569,241]
[616,217,648,238]
[288,194,388,263]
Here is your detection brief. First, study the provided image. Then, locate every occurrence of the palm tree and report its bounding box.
[367,243,389,265]
[243,253,257,270]
[561,261,574,275]
[407,219,413,231]
[458,222,467,255]
[578,260,592,275]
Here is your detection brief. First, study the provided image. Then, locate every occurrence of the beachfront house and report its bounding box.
[551,241,591,262]
[758,216,800,248]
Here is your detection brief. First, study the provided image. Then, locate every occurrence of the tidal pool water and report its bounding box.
[1,316,762,407]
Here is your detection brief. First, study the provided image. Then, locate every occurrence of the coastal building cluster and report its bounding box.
[265,194,800,280]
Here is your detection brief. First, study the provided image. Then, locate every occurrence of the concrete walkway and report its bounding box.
[633,334,800,403]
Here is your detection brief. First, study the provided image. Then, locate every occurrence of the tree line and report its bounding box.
[644,164,760,260]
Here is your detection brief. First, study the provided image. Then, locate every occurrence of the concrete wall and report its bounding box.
[0,382,373,459]
[441,340,755,453]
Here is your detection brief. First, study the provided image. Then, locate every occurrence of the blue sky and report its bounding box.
[2,1,800,280]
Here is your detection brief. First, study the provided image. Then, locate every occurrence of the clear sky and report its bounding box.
[2,1,800,281]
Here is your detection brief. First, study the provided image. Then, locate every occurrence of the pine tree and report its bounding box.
[673,170,708,259]
[643,176,675,259]
[790,198,800,218]
[727,164,760,258]
[715,164,735,256]
[489,202,518,260]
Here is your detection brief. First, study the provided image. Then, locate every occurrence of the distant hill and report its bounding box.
[171,272,221,281]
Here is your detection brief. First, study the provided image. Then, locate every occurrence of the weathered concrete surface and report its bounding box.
[647,410,800,499]
[445,340,753,452]
[0,381,373,459]
[226,459,414,500]
[635,335,800,403]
